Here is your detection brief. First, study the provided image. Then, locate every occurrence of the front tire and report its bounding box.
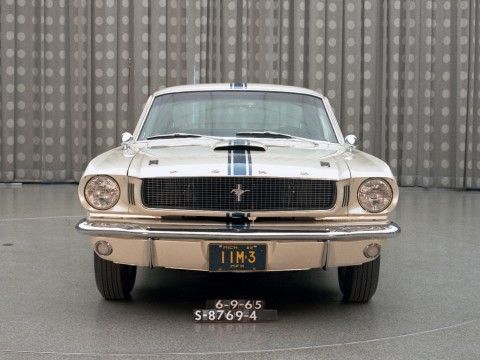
[94,252,136,300]
[338,256,380,303]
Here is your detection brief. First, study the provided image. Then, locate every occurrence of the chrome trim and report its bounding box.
[128,183,135,205]
[76,218,400,241]
[342,185,350,207]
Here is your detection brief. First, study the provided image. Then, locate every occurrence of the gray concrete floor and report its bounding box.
[0,185,479,360]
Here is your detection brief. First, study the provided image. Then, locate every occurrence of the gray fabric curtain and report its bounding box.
[0,0,479,188]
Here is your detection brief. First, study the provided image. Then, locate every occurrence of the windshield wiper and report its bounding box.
[236,131,293,139]
[146,133,218,140]
[235,131,322,146]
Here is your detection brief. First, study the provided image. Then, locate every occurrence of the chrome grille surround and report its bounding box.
[141,177,337,212]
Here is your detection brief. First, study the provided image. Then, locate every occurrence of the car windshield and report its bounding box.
[138,91,338,143]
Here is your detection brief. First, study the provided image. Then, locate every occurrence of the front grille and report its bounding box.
[141,177,337,211]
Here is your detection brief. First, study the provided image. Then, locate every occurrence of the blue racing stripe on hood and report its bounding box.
[226,139,252,219]
[247,140,252,175]
[227,139,252,176]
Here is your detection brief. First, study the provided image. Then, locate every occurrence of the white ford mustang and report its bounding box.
[76,83,400,302]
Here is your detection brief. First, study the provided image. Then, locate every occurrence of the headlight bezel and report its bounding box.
[357,178,394,213]
[84,175,121,210]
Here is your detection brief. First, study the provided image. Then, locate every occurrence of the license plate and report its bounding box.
[209,244,266,271]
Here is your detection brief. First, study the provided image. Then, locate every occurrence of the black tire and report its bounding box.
[338,256,380,303]
[94,252,136,300]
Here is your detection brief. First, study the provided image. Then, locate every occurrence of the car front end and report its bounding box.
[76,83,400,301]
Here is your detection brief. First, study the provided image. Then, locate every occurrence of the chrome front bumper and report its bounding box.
[76,218,400,270]
[76,219,400,241]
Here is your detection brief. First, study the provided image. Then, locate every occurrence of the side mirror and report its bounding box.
[121,132,133,150]
[344,134,357,152]
[345,134,357,146]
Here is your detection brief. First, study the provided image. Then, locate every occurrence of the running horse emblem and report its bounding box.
[231,184,250,202]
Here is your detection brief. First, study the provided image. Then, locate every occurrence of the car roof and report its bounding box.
[151,83,326,99]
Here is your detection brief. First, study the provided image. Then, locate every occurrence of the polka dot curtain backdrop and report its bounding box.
[0,0,479,188]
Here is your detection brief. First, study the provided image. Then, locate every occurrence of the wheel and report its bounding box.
[94,252,136,300]
[338,256,380,303]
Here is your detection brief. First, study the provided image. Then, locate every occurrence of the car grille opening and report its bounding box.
[141,177,337,211]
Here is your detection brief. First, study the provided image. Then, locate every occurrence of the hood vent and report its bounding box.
[214,144,266,151]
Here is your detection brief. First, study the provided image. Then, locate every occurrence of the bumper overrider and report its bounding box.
[76,219,400,271]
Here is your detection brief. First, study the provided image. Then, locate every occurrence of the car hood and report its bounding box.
[127,140,352,180]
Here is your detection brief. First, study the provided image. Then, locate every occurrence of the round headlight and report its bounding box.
[84,175,120,210]
[357,178,393,213]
